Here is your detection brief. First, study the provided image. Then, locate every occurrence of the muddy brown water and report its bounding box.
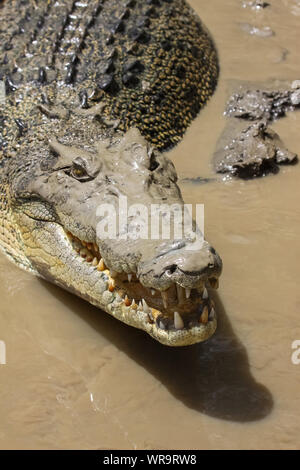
[0,0,300,449]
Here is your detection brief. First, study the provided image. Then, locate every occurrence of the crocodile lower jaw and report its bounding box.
[66,230,218,346]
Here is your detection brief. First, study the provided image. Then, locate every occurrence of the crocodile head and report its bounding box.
[6,124,222,346]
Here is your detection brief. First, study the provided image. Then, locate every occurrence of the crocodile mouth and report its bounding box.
[66,231,218,335]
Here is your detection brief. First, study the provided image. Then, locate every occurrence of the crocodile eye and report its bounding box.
[62,164,90,181]
[67,157,93,182]
[61,154,101,182]
[72,167,87,178]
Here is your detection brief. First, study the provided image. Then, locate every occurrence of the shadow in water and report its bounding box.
[42,280,273,423]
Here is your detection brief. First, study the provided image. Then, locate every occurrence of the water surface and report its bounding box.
[0,0,299,449]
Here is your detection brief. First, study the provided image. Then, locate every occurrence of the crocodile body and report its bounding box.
[0,0,222,346]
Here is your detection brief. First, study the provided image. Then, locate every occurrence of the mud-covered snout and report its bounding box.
[137,240,222,291]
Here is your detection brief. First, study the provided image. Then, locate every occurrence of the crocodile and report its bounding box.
[0,0,222,346]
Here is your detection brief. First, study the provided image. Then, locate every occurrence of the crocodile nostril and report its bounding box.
[164,264,177,276]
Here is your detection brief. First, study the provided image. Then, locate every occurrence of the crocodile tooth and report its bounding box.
[185,288,191,299]
[92,257,98,266]
[174,311,184,330]
[142,299,150,313]
[209,307,215,321]
[108,280,115,292]
[93,243,99,252]
[201,306,209,324]
[131,299,137,310]
[124,295,131,306]
[209,278,219,289]
[138,301,143,310]
[161,291,168,309]
[110,269,117,278]
[176,284,185,304]
[159,321,166,330]
[73,240,81,253]
[202,287,208,299]
[80,248,88,258]
[151,289,155,296]
[97,258,105,271]
[128,273,132,282]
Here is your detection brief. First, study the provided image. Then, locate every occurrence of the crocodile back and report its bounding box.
[0,0,218,150]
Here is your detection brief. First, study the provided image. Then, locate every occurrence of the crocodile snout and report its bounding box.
[138,240,222,291]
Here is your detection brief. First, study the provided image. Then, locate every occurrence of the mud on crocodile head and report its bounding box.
[4,114,222,346]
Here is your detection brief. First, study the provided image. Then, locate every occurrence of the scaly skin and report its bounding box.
[0,0,222,346]
[0,0,218,150]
